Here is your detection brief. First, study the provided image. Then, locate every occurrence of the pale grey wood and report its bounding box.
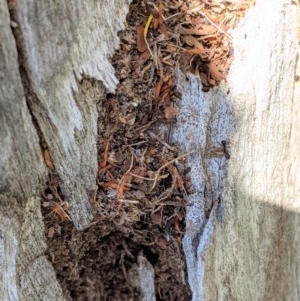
[0,0,47,199]
[128,255,156,301]
[172,0,300,300]
[0,0,130,300]
[15,0,130,229]
[0,195,66,301]
[0,1,66,299]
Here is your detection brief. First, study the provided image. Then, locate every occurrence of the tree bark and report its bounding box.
[0,0,299,300]
[14,0,130,229]
[0,0,129,300]
[172,1,300,300]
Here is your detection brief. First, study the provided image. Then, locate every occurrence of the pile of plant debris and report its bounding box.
[42,1,253,300]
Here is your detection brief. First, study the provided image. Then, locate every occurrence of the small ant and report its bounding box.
[207,140,231,160]
[221,140,230,160]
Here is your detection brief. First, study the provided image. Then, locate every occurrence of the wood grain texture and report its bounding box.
[173,0,300,300]
[0,0,47,199]
[0,1,64,299]
[14,0,130,229]
[0,0,130,299]
[0,195,66,301]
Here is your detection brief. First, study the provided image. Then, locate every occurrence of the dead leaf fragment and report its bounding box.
[136,25,147,52]
[48,226,55,238]
[99,181,130,191]
[151,209,163,227]
[118,175,132,200]
[131,167,147,184]
[98,141,110,174]
[182,47,206,55]
[153,0,164,30]
[134,49,151,73]
[176,24,217,36]
[164,106,179,120]
[156,237,168,249]
[43,149,54,170]
[155,77,164,102]
[118,113,136,125]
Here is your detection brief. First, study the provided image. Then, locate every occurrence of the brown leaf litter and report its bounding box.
[41,0,254,300]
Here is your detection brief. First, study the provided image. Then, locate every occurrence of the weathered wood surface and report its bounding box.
[172,1,300,300]
[0,3,62,299]
[1,0,300,300]
[0,196,65,301]
[0,0,47,201]
[0,0,129,300]
[15,0,130,229]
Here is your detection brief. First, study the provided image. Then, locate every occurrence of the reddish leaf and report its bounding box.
[182,47,206,55]
[155,77,164,102]
[117,175,132,200]
[160,78,175,106]
[166,45,177,53]
[98,141,109,173]
[151,209,162,227]
[156,237,168,249]
[174,217,181,232]
[164,106,179,120]
[43,149,54,170]
[153,1,164,30]
[99,181,129,191]
[136,25,147,52]
[134,50,151,72]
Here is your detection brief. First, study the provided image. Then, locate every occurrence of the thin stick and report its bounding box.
[198,11,232,40]
[150,150,194,191]
[129,150,194,186]
[133,120,157,133]
[123,141,147,147]
[147,2,166,21]
[129,173,155,181]
[117,153,134,209]
[118,199,140,204]
[147,130,176,151]
[165,12,182,21]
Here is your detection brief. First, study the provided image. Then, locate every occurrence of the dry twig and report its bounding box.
[150,150,194,191]
[118,153,134,209]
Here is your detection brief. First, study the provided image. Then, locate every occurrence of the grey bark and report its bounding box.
[0,0,299,300]
[0,0,47,200]
[0,0,129,300]
[0,195,64,301]
[15,0,130,229]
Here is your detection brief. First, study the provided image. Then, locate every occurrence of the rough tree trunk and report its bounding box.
[0,0,299,300]
[172,2,300,300]
[0,0,129,300]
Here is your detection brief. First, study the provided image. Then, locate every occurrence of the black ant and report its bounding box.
[221,140,230,160]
